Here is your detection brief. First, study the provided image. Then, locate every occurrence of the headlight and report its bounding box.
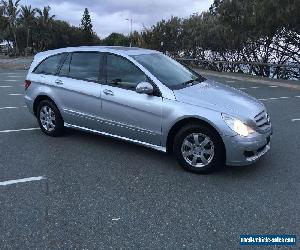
[222,114,255,137]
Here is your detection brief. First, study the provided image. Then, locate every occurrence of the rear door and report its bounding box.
[31,53,65,87]
[54,52,104,130]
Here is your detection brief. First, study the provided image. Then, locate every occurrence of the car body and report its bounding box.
[24,46,272,173]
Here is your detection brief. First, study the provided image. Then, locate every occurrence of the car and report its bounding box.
[24,46,272,173]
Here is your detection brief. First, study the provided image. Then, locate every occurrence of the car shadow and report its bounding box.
[63,127,180,169]
[62,127,268,176]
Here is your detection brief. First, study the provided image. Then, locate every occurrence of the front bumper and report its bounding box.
[223,129,272,166]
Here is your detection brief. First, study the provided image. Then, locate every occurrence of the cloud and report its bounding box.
[20,0,214,38]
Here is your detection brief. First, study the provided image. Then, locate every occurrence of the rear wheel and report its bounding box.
[173,123,225,174]
[37,100,64,136]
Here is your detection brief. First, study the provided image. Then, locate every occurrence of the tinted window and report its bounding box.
[34,54,63,75]
[68,52,100,82]
[106,54,147,90]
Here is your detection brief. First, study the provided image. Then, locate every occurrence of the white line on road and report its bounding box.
[259,96,300,101]
[0,176,45,186]
[7,75,24,78]
[3,79,19,82]
[238,86,260,90]
[291,119,300,122]
[0,86,14,88]
[0,106,26,110]
[8,93,23,96]
[0,127,40,133]
[238,85,280,90]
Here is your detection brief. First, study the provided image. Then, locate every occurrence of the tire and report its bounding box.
[173,123,225,174]
[37,99,64,137]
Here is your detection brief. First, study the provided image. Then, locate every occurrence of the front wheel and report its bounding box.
[37,100,64,137]
[173,123,225,174]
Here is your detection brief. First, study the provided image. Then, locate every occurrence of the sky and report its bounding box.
[20,0,214,38]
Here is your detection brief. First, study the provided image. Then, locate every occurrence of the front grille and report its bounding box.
[254,110,271,130]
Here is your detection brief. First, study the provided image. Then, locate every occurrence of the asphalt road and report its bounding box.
[0,69,299,249]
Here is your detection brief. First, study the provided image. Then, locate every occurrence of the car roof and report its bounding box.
[36,46,159,59]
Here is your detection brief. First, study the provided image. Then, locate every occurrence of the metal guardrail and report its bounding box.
[176,58,300,80]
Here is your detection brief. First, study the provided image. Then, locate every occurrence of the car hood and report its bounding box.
[173,80,264,119]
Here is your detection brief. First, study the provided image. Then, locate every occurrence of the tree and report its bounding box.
[1,0,20,55]
[102,32,129,46]
[19,5,36,48]
[35,6,55,51]
[141,16,183,55]
[80,8,94,44]
[0,4,8,41]
[208,0,300,76]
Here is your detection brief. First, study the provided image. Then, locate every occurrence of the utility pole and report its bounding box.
[126,18,133,47]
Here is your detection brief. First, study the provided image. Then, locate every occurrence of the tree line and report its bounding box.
[0,0,100,55]
[138,0,300,78]
[1,0,299,78]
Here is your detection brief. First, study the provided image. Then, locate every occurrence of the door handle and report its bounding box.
[55,79,63,85]
[103,89,114,96]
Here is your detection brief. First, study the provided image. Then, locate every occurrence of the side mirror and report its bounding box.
[135,82,154,94]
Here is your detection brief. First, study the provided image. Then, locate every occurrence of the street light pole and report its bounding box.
[126,18,133,47]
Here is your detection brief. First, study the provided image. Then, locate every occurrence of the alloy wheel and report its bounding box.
[39,105,56,132]
[181,133,214,167]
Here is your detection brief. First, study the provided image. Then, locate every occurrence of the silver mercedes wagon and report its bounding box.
[24,46,272,173]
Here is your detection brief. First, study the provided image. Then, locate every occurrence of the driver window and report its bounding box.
[106,54,148,91]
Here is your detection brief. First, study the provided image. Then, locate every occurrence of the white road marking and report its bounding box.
[3,79,19,82]
[238,86,260,90]
[0,106,26,110]
[0,127,40,133]
[8,93,23,96]
[0,86,14,88]
[0,176,45,186]
[291,119,300,122]
[259,96,300,101]
[7,75,24,78]
[112,218,121,221]
[238,85,280,90]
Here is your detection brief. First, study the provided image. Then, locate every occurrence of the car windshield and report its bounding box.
[132,53,205,89]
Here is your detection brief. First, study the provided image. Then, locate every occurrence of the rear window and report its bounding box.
[65,52,101,82]
[34,54,63,75]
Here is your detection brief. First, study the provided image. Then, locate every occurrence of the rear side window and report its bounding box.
[34,54,63,75]
[66,52,101,82]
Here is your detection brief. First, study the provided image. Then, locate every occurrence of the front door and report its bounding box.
[100,53,162,146]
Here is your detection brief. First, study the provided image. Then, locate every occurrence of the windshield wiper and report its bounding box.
[181,77,201,86]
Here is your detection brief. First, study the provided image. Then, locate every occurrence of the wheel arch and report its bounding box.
[33,95,57,116]
[166,117,226,158]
